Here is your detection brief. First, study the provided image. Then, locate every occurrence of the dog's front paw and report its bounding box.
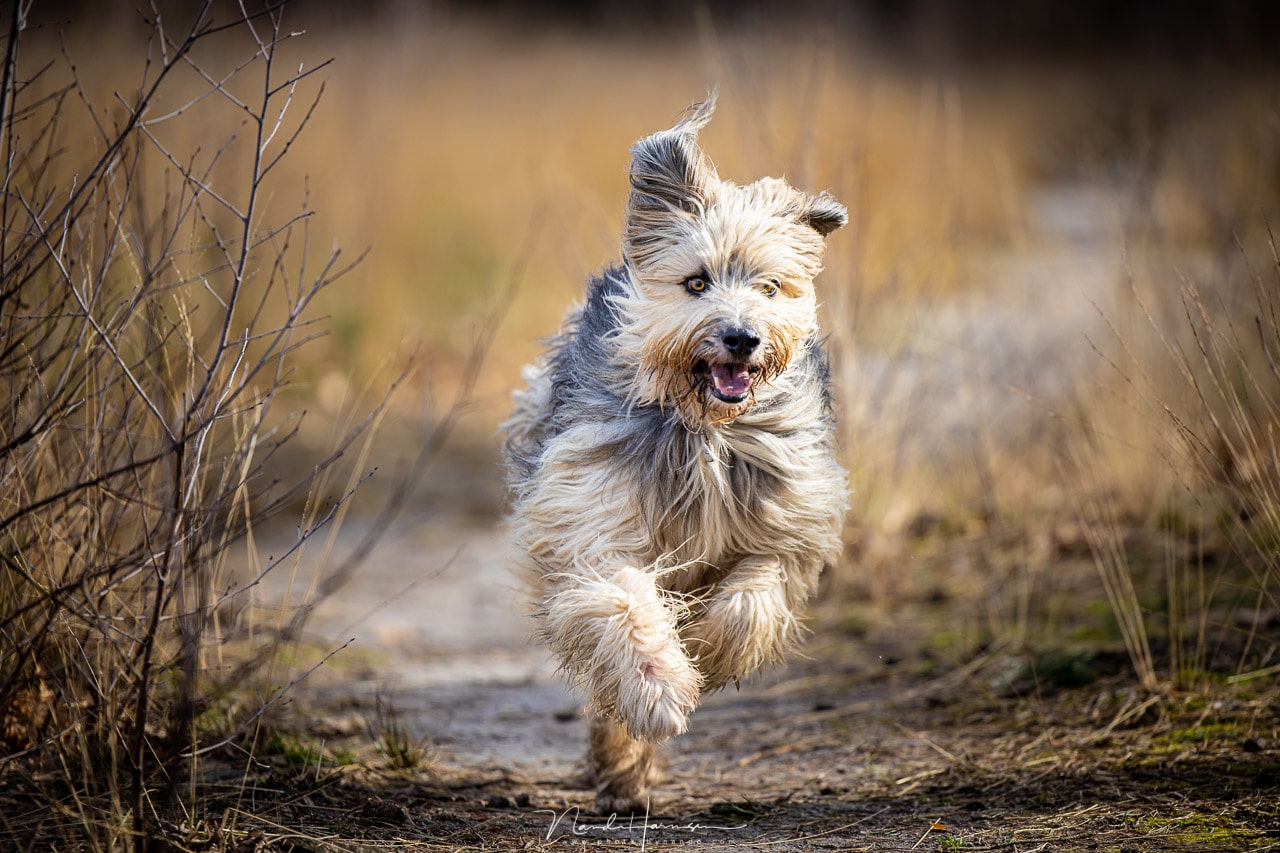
[560,565,701,742]
[614,652,700,742]
[686,566,799,690]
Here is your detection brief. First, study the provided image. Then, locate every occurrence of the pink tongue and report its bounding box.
[711,363,751,397]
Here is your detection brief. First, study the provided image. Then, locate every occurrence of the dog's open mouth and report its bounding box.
[695,360,758,404]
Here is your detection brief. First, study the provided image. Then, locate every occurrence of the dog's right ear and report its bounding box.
[629,94,719,215]
[624,94,720,269]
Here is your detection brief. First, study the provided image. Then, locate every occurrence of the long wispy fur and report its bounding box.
[504,93,848,814]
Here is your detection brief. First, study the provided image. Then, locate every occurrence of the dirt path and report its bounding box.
[248,503,1278,852]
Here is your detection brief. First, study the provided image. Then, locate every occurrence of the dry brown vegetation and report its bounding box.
[1,1,1279,849]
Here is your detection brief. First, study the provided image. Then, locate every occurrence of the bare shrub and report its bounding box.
[0,2,412,846]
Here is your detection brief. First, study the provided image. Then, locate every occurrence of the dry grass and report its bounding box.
[0,4,468,847]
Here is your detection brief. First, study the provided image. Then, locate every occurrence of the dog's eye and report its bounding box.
[684,276,708,295]
[762,278,780,298]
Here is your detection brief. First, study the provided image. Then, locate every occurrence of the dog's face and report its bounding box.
[613,95,846,424]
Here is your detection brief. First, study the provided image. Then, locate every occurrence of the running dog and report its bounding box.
[504,93,847,814]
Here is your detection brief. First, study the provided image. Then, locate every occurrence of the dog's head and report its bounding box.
[613,93,846,425]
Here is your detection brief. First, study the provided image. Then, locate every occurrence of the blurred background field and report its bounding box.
[4,1,1280,844]
[22,0,1280,675]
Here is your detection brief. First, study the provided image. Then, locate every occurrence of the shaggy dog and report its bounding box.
[504,93,847,814]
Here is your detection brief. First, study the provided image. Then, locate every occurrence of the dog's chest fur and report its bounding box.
[523,268,839,593]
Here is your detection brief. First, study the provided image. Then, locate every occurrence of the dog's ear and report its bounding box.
[626,94,720,220]
[795,191,848,237]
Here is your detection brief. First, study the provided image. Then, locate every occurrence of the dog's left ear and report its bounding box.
[796,191,848,237]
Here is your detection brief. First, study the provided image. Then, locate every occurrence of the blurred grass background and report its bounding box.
[24,0,1280,676]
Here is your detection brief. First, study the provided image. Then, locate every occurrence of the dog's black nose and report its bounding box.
[721,327,760,358]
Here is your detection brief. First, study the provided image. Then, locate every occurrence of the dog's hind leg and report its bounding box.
[587,713,660,815]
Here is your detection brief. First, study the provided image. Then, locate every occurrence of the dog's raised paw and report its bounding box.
[614,652,700,742]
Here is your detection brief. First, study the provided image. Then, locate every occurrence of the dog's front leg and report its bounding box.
[541,564,700,813]
[542,564,702,741]
[683,555,811,690]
